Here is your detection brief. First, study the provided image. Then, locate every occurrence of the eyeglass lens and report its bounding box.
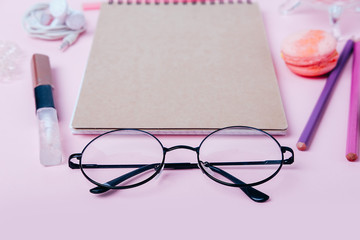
[198,127,283,185]
[80,130,164,187]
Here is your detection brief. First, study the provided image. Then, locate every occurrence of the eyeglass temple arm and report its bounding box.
[202,146,294,167]
[89,163,160,194]
[69,154,200,170]
[203,163,269,203]
[68,154,161,194]
[88,163,201,194]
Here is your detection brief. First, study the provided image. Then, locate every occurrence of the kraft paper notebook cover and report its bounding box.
[71,1,288,134]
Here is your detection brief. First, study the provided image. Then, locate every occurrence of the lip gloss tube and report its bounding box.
[31,54,62,166]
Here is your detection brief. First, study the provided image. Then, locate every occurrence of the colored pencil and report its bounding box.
[297,39,354,151]
[82,2,102,11]
[346,41,360,161]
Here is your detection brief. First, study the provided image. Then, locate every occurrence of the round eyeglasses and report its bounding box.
[69,126,294,202]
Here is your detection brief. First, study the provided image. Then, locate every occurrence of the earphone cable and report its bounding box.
[22,3,86,50]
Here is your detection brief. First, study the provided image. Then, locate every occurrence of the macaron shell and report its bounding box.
[285,58,337,76]
[282,30,337,59]
[285,50,338,76]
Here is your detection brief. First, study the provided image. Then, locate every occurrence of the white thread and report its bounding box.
[22,3,86,51]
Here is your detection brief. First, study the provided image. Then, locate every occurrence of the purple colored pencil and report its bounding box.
[297,39,354,151]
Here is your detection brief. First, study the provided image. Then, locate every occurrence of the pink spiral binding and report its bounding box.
[108,0,252,4]
[84,0,253,11]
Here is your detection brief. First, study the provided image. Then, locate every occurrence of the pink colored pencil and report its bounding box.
[346,41,360,161]
[82,2,102,11]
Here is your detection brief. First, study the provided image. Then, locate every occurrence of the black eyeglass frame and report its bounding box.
[69,126,294,202]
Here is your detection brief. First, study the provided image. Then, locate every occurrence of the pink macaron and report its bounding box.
[281,30,339,77]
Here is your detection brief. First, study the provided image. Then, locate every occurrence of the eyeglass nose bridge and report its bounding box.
[164,145,199,153]
[160,145,201,171]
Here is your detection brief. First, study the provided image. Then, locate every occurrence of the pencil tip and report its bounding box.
[346,153,358,161]
[296,142,307,151]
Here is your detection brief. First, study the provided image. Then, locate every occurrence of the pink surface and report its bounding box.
[1,0,360,239]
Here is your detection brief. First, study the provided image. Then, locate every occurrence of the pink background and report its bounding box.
[1,0,360,239]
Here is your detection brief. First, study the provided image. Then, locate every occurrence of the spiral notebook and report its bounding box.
[71,1,288,134]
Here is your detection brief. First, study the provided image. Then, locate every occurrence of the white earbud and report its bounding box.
[65,10,86,30]
[48,0,85,30]
[49,0,68,26]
